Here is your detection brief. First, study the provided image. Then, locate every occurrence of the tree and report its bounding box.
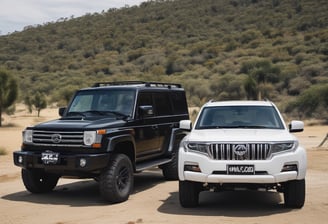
[240,60,281,100]
[24,95,33,113]
[0,69,18,126]
[32,92,47,117]
[244,75,258,100]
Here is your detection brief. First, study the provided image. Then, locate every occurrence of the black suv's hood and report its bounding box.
[33,116,126,130]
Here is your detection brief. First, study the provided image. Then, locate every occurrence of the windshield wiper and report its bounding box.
[221,125,269,129]
[66,110,129,119]
[103,110,126,117]
[66,111,86,117]
[84,110,108,116]
[246,125,270,129]
[89,110,129,119]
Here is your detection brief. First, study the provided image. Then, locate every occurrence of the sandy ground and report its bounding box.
[0,106,328,224]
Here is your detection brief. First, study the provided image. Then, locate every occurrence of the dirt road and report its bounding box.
[1,107,327,224]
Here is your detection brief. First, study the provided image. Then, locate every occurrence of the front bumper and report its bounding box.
[178,146,307,184]
[13,151,110,174]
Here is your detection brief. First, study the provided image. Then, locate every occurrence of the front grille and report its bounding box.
[33,130,84,147]
[209,143,271,160]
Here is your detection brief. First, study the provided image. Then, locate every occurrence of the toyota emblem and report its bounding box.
[233,144,248,156]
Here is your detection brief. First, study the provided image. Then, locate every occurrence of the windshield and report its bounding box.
[67,89,136,117]
[196,105,284,129]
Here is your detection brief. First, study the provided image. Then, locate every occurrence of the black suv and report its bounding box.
[13,81,189,203]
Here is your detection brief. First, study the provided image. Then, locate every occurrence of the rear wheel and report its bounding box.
[179,180,202,207]
[283,179,306,208]
[99,154,134,203]
[22,169,59,193]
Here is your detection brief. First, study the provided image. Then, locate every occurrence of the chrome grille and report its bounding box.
[32,130,84,146]
[209,143,271,160]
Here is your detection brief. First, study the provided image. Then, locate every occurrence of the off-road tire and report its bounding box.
[179,180,202,207]
[99,154,134,203]
[283,179,306,208]
[22,169,59,193]
[161,141,179,180]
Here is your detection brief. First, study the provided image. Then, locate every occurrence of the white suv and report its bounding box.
[178,100,306,208]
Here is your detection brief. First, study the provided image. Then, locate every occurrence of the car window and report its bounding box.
[196,106,284,129]
[153,92,173,116]
[68,89,136,116]
[171,91,188,114]
[136,92,154,117]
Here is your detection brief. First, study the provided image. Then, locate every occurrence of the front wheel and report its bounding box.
[99,154,134,203]
[161,141,179,180]
[283,179,306,208]
[179,180,202,207]
[21,169,59,193]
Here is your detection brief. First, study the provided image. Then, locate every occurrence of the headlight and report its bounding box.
[83,129,106,148]
[83,131,97,145]
[184,142,210,155]
[271,141,297,154]
[23,129,33,143]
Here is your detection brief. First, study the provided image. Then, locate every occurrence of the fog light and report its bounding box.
[281,164,298,172]
[18,156,23,164]
[184,164,201,172]
[79,158,87,167]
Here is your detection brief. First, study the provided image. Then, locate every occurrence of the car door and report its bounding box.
[152,91,174,152]
[134,92,161,158]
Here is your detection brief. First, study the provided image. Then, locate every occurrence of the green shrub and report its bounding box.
[288,84,328,119]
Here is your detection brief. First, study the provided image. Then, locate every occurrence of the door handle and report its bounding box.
[152,125,158,130]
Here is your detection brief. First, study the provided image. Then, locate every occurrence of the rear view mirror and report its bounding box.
[58,107,67,117]
[139,105,154,117]
[289,120,304,133]
[180,120,192,131]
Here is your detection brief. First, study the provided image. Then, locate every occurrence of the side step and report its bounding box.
[136,158,172,172]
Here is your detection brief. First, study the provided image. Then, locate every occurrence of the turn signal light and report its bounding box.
[97,129,106,135]
[92,143,102,148]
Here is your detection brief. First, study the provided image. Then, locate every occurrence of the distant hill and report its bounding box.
[0,0,327,119]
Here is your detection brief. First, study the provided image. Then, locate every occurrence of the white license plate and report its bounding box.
[41,151,59,165]
[227,165,255,175]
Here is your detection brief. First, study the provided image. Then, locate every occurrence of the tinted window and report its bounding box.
[196,106,284,129]
[137,92,153,106]
[171,91,188,114]
[136,92,154,117]
[153,92,173,116]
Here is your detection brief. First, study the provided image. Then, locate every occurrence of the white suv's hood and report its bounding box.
[185,129,297,142]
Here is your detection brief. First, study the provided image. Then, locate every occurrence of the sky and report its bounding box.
[0,0,145,35]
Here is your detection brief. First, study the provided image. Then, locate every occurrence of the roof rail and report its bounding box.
[93,81,145,87]
[92,81,182,88]
[145,82,182,88]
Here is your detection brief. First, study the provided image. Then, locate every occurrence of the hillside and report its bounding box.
[0,0,327,119]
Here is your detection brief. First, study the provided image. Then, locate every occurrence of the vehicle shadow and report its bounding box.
[2,169,165,207]
[158,190,293,217]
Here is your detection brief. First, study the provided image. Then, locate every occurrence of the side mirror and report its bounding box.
[289,120,304,133]
[180,120,192,131]
[58,107,67,117]
[139,105,154,118]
